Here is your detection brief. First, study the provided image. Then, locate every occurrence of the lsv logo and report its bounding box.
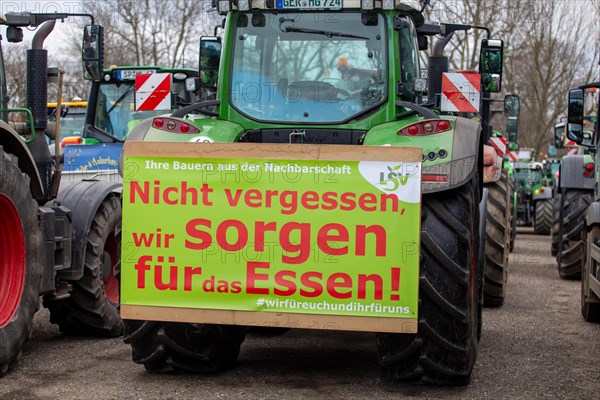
[378,165,409,192]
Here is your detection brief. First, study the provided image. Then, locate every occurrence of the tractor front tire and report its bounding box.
[0,148,44,377]
[44,194,123,336]
[377,178,478,385]
[557,190,592,279]
[582,225,600,322]
[483,172,510,306]
[123,320,245,373]
[551,194,561,256]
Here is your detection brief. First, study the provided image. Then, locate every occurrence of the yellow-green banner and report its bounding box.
[121,144,422,322]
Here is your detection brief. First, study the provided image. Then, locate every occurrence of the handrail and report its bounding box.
[0,108,37,143]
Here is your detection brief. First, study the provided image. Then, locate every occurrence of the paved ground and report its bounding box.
[1,228,599,399]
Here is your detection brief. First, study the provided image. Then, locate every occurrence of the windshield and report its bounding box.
[516,168,542,188]
[231,12,387,123]
[93,80,189,140]
[48,106,87,142]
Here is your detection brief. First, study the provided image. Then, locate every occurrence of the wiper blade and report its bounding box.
[284,26,368,40]
[106,85,134,116]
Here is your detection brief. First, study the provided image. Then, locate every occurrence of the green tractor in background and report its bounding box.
[513,150,553,234]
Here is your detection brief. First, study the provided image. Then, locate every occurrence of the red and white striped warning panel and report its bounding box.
[489,137,507,156]
[441,72,481,113]
[565,140,577,147]
[508,151,519,162]
[567,147,579,156]
[135,73,172,111]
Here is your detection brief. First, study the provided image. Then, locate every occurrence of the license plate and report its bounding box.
[276,0,341,10]
[117,69,155,81]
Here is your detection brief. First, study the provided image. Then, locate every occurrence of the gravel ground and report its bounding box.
[1,228,599,399]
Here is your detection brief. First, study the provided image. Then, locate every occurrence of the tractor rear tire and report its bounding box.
[0,148,44,377]
[44,194,123,336]
[551,194,561,256]
[557,190,592,279]
[582,225,600,322]
[123,320,245,373]
[534,199,552,235]
[482,172,510,307]
[376,178,478,385]
[508,176,516,252]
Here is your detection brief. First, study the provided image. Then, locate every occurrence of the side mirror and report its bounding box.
[199,36,221,92]
[82,25,104,81]
[506,117,518,143]
[554,122,565,149]
[480,39,504,93]
[504,94,520,117]
[200,37,221,71]
[567,88,585,144]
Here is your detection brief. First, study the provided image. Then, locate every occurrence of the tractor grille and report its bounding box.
[238,129,366,145]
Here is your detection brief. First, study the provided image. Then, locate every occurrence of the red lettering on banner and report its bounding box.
[274,270,297,296]
[246,262,270,295]
[299,271,324,297]
[216,220,248,251]
[280,222,311,264]
[318,223,349,255]
[327,273,353,299]
[185,219,212,250]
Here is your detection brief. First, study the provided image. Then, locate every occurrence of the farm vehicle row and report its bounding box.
[3,1,592,387]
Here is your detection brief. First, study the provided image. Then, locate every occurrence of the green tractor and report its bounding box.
[513,154,553,234]
[119,0,507,385]
[568,71,600,321]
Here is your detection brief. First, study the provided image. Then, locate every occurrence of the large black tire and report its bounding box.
[534,199,552,235]
[482,172,510,306]
[44,194,123,336]
[582,225,600,322]
[123,320,245,373]
[551,194,562,256]
[376,178,479,385]
[557,190,592,279]
[508,175,516,253]
[0,148,44,376]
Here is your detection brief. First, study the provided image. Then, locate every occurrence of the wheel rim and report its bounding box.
[103,227,120,305]
[0,194,26,329]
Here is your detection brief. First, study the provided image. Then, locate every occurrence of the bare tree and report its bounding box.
[2,41,29,108]
[424,0,599,156]
[78,0,220,68]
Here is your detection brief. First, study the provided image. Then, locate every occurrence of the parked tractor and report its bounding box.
[0,13,122,376]
[553,119,595,278]
[568,70,600,321]
[119,0,507,385]
[60,65,199,182]
[513,159,553,234]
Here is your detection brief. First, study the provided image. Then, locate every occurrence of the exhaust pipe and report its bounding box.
[26,20,56,197]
